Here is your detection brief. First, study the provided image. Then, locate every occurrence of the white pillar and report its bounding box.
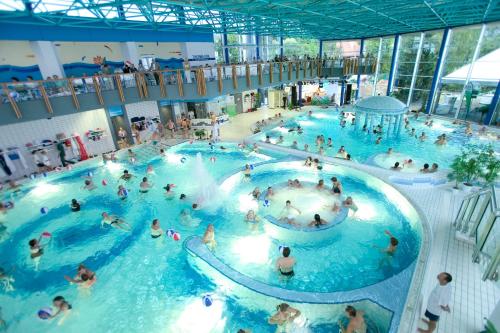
[407,32,425,107]
[29,41,65,79]
[180,42,216,67]
[387,116,393,138]
[120,42,140,66]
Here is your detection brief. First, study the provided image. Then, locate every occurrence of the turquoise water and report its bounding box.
[0,141,420,332]
[257,109,499,170]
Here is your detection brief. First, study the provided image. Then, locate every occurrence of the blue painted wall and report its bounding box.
[0,65,42,82]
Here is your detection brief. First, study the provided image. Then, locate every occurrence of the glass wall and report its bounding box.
[259,36,281,61]
[213,33,257,63]
[359,38,380,98]
[392,32,422,106]
[283,38,319,59]
[432,25,482,117]
[410,30,443,112]
[375,37,395,95]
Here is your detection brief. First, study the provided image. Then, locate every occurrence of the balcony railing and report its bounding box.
[0,57,375,119]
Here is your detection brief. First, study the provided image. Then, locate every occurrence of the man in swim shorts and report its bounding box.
[275,247,296,278]
[338,305,367,333]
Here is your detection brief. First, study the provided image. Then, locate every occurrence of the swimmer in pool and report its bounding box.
[293,179,302,188]
[83,179,97,191]
[337,146,347,158]
[387,148,393,155]
[252,143,259,153]
[291,141,298,149]
[419,132,427,141]
[159,148,165,156]
[0,266,15,292]
[120,170,133,181]
[245,210,260,229]
[164,184,175,199]
[304,156,313,167]
[202,224,216,250]
[127,149,136,159]
[0,201,14,214]
[338,305,367,333]
[327,138,333,147]
[146,164,154,174]
[430,163,439,173]
[420,163,430,173]
[70,199,80,212]
[139,177,152,192]
[275,247,296,278]
[403,159,414,167]
[250,187,261,199]
[265,187,274,200]
[101,212,131,231]
[319,147,325,155]
[308,214,328,227]
[49,295,72,325]
[375,137,382,144]
[265,136,271,143]
[391,162,402,171]
[150,219,163,239]
[331,177,342,195]
[304,144,309,152]
[179,193,187,201]
[269,303,301,329]
[279,200,301,225]
[465,122,473,136]
[297,126,303,134]
[376,230,399,267]
[277,135,284,144]
[117,185,128,199]
[343,196,358,212]
[29,236,47,269]
[316,179,325,190]
[64,264,96,288]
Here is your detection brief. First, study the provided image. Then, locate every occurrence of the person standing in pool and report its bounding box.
[268,303,301,330]
[70,199,80,212]
[265,187,274,200]
[139,177,152,193]
[244,164,251,178]
[275,247,296,278]
[376,230,399,267]
[29,235,47,270]
[343,197,358,212]
[331,177,343,195]
[150,219,163,239]
[316,179,325,190]
[338,305,367,333]
[49,296,72,324]
[120,170,133,181]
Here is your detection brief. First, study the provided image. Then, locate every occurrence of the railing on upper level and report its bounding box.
[454,186,499,281]
[0,56,377,119]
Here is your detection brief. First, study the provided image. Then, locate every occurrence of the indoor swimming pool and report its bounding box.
[256,108,500,171]
[0,141,423,332]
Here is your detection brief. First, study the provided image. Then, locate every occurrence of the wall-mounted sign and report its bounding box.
[108,105,123,117]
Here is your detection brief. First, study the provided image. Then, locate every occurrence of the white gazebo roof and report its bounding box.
[354,96,407,114]
[442,48,500,86]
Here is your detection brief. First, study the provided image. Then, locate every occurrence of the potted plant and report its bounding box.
[448,154,467,192]
[194,129,205,140]
[448,145,481,192]
[478,144,500,187]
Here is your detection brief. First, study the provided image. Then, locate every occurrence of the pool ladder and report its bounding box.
[453,185,499,281]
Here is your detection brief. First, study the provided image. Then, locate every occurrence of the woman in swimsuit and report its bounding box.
[250,187,261,200]
[101,212,131,231]
[331,177,342,195]
[50,296,72,324]
[244,164,251,178]
[164,184,175,199]
[275,247,296,278]
[29,236,45,270]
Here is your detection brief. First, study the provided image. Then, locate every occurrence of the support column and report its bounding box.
[120,42,140,66]
[298,81,303,107]
[355,112,361,131]
[340,78,346,106]
[387,35,400,96]
[396,114,404,136]
[484,80,500,125]
[407,32,425,107]
[380,114,384,127]
[425,28,450,114]
[29,41,65,78]
[319,40,323,60]
[363,112,369,127]
[280,36,284,59]
[223,33,230,65]
[355,38,365,100]
[386,116,393,138]
[256,34,260,60]
[367,114,373,132]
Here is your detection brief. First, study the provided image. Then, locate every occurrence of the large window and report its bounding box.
[259,36,281,61]
[393,33,422,105]
[432,25,482,117]
[375,37,395,95]
[283,38,319,59]
[410,30,443,112]
[359,38,380,98]
[213,33,257,64]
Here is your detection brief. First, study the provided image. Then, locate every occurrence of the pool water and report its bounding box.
[0,141,420,332]
[257,109,499,170]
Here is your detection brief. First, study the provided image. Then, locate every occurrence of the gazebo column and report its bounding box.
[363,112,369,129]
[367,114,373,133]
[380,114,385,128]
[396,114,403,136]
[386,116,393,139]
[355,112,361,131]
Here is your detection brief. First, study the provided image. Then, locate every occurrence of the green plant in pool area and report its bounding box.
[448,144,499,189]
[195,129,206,140]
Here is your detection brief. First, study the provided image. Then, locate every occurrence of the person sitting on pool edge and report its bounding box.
[275,247,295,278]
[202,224,216,250]
[308,214,328,228]
[343,197,358,212]
[338,305,367,333]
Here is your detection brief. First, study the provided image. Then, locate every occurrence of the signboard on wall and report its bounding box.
[108,105,123,117]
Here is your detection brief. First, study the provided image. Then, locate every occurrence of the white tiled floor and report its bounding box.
[221,108,499,333]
